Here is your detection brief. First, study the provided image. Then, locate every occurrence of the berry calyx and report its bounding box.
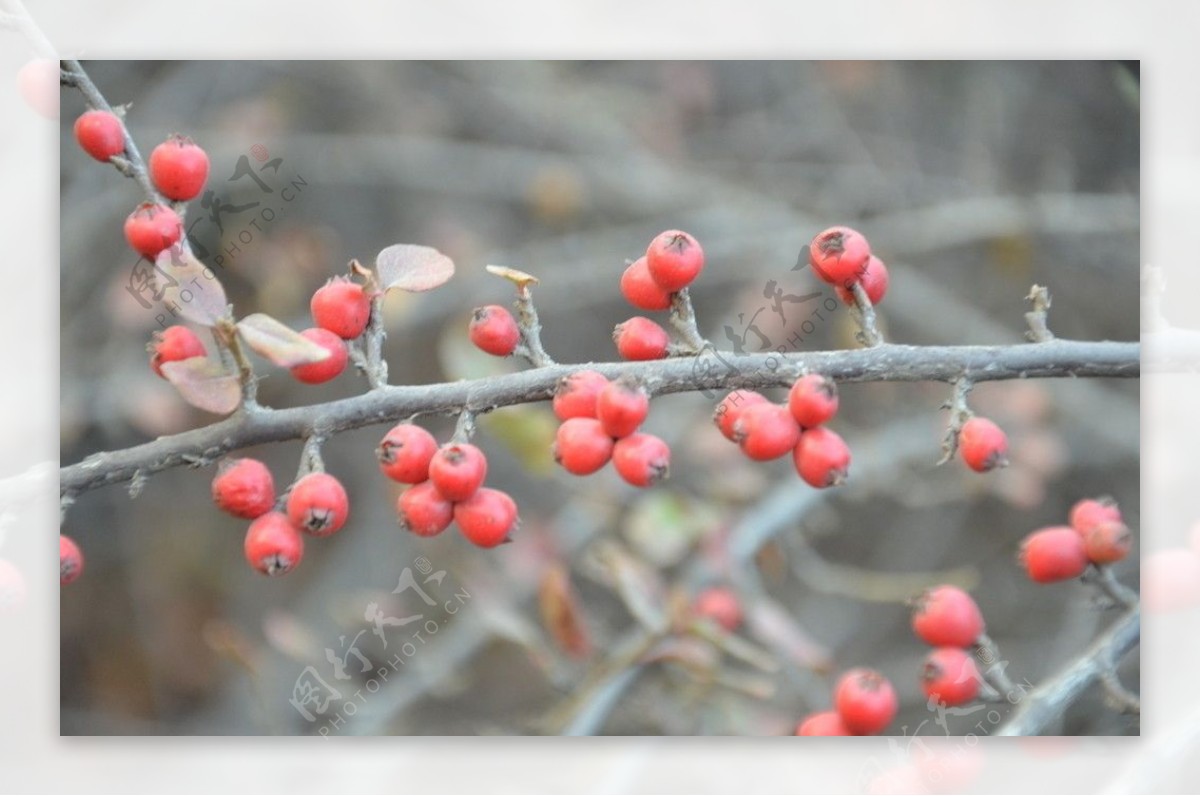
[1019,526,1089,583]
[596,377,650,439]
[732,402,801,461]
[289,328,348,384]
[73,110,125,161]
[787,374,840,429]
[835,255,890,306]
[614,317,670,361]
[713,390,769,441]
[553,370,610,421]
[455,487,519,548]
[211,458,275,519]
[286,472,350,537]
[1083,520,1133,565]
[149,325,207,378]
[148,134,210,201]
[620,255,673,310]
[645,229,704,292]
[921,647,982,707]
[397,481,454,538]
[793,426,852,487]
[124,202,183,259]
[834,668,898,735]
[377,423,439,484]
[911,585,985,648]
[243,512,304,576]
[469,305,521,357]
[808,225,871,286]
[1069,497,1122,535]
[60,535,84,586]
[429,443,488,502]
[311,277,371,340]
[691,586,743,632]
[612,433,671,487]
[553,417,614,476]
[795,710,853,736]
[958,416,1009,472]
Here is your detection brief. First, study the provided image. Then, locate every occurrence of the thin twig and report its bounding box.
[936,377,974,465]
[451,409,477,444]
[973,632,1020,701]
[849,281,885,347]
[222,325,259,410]
[512,283,555,367]
[1024,284,1055,342]
[668,288,709,353]
[1082,564,1140,610]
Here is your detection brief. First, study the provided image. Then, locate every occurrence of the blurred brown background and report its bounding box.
[59,61,1139,736]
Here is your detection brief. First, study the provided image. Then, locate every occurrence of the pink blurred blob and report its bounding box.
[17,58,60,119]
[1142,549,1200,613]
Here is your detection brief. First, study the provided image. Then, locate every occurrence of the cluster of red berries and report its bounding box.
[1019,497,1132,583]
[806,225,890,306]
[714,375,851,488]
[551,372,670,487]
[379,424,518,548]
[211,457,350,576]
[911,585,986,707]
[613,229,705,360]
[60,535,84,586]
[795,668,898,736]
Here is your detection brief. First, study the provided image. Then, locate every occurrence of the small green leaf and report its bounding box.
[236,313,330,367]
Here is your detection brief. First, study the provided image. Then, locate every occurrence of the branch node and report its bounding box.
[1024,284,1056,342]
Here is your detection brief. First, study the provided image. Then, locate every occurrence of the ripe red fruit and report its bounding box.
[809,225,871,286]
[1069,497,1122,535]
[958,416,1009,472]
[646,229,704,292]
[732,402,801,461]
[148,134,210,201]
[795,710,853,736]
[243,512,304,576]
[787,374,840,428]
[397,481,455,537]
[620,255,673,310]
[921,647,982,707]
[835,255,890,305]
[713,390,769,441]
[73,110,125,161]
[614,317,670,361]
[691,586,743,632]
[554,418,614,476]
[911,585,985,648]
[612,433,671,487]
[469,305,521,357]
[1019,526,1089,583]
[211,458,275,519]
[429,443,488,502]
[553,370,610,421]
[834,668,898,735]
[455,487,519,548]
[377,423,439,484]
[596,378,650,439]
[311,278,371,340]
[149,325,206,378]
[60,535,84,586]
[287,472,350,537]
[1083,521,1133,565]
[124,202,183,259]
[793,426,851,487]
[289,328,348,384]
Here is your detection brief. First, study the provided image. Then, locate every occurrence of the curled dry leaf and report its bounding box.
[154,244,229,327]
[485,264,540,290]
[160,358,242,415]
[236,313,331,367]
[376,244,455,293]
[538,564,592,659]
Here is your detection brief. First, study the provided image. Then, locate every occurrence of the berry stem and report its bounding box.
[1024,284,1055,342]
[973,632,1020,701]
[848,281,885,347]
[667,287,710,353]
[219,322,259,410]
[512,283,556,367]
[1082,564,1140,609]
[936,377,974,465]
[451,409,477,443]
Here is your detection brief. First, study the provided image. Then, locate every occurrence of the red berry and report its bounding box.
[795,710,853,736]
[612,433,671,487]
[377,423,439,484]
[713,390,769,441]
[1019,526,1089,583]
[124,202,183,259]
[554,418,614,476]
[911,585,985,648]
[211,458,276,519]
[793,426,851,487]
[149,325,206,378]
[455,487,519,548]
[243,512,304,576]
[921,647,981,707]
[1083,521,1133,565]
[553,370,609,421]
[809,225,871,286]
[834,668,898,735]
[469,305,521,357]
[148,134,210,201]
[614,317,670,361]
[645,229,704,292]
[958,416,1009,472]
[787,374,840,428]
[1069,497,1122,535]
[311,277,371,340]
[60,535,84,586]
[287,472,350,537]
[73,110,125,161]
[596,377,650,439]
[691,586,743,632]
[397,481,454,538]
[289,328,348,384]
[620,255,673,310]
[835,255,890,305]
[732,402,801,461]
[429,443,488,502]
